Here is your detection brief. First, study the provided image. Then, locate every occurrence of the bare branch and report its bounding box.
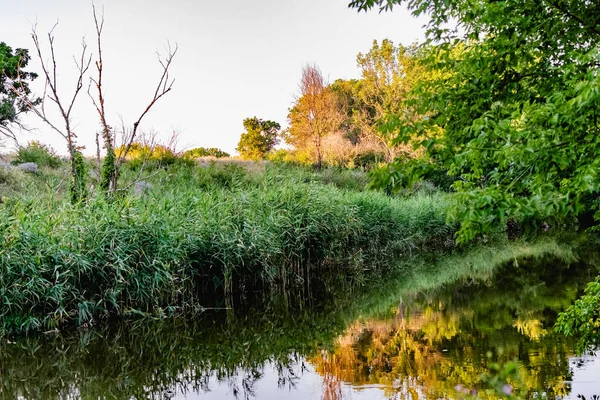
[66,38,92,120]
[0,125,20,147]
[117,43,178,166]
[27,23,91,153]
[88,3,110,142]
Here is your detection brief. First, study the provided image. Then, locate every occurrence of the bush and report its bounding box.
[117,143,194,171]
[0,165,19,186]
[556,277,600,353]
[0,166,34,198]
[353,150,386,170]
[183,147,230,159]
[12,141,62,169]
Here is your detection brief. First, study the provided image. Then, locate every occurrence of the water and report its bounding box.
[1,246,600,399]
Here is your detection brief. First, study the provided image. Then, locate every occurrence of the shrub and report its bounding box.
[556,277,600,353]
[0,166,33,197]
[183,147,230,159]
[12,141,62,168]
[0,165,18,185]
[117,143,194,171]
[353,150,386,170]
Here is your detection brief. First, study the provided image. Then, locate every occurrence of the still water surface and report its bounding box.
[2,247,599,399]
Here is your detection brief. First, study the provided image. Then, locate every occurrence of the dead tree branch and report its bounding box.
[117,42,178,168]
[10,22,92,202]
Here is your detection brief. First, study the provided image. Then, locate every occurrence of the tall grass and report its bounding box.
[0,162,455,335]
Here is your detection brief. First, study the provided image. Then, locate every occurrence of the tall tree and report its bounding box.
[353,39,426,161]
[236,117,280,160]
[0,42,38,145]
[287,64,343,169]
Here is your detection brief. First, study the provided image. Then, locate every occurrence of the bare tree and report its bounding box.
[88,4,177,193]
[11,23,92,202]
[288,64,343,170]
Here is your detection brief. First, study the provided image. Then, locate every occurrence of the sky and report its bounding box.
[2,0,427,156]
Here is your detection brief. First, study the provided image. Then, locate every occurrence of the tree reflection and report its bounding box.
[311,256,594,399]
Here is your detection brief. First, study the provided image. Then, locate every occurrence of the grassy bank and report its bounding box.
[0,162,455,336]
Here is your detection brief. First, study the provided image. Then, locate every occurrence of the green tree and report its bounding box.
[0,42,38,144]
[354,39,427,161]
[236,117,281,160]
[350,0,600,242]
[556,277,600,353]
[330,78,363,145]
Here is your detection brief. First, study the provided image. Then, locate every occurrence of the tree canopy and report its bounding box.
[339,40,428,162]
[286,64,346,169]
[236,117,281,160]
[0,42,38,144]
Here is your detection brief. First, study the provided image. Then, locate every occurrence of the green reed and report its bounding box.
[0,162,455,335]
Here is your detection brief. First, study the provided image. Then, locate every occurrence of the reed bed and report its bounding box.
[0,163,454,335]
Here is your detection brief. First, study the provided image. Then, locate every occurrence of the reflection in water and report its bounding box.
[312,258,585,399]
[1,246,599,399]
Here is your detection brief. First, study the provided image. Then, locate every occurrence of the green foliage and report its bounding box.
[369,158,454,195]
[352,150,385,169]
[477,357,525,399]
[182,147,230,159]
[236,117,281,160]
[0,42,38,138]
[285,42,429,169]
[556,277,600,353]
[354,40,428,160]
[191,163,249,189]
[0,166,29,195]
[310,167,371,192]
[349,0,600,243]
[12,141,62,168]
[69,150,88,204]
[267,149,295,163]
[99,147,115,191]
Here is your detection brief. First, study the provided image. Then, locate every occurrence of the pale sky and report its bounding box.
[2,0,426,155]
